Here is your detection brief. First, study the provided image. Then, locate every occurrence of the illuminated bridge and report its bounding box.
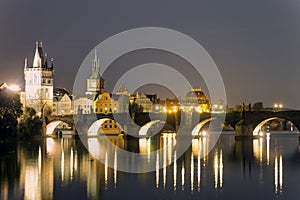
[43,111,300,137]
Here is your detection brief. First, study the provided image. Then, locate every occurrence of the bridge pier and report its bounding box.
[235,120,253,139]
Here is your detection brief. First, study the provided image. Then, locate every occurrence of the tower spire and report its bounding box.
[91,48,100,79]
[33,41,41,67]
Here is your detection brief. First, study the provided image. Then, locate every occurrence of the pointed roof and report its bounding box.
[90,49,100,79]
[33,41,42,67]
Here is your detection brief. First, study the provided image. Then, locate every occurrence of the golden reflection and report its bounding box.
[274,154,283,194]
[105,152,108,188]
[214,151,218,189]
[46,138,55,155]
[24,161,41,200]
[259,138,263,164]
[191,153,194,192]
[174,151,177,191]
[61,150,64,182]
[197,149,201,191]
[87,158,98,200]
[1,178,8,200]
[74,150,78,172]
[253,139,259,160]
[156,151,159,188]
[70,147,74,180]
[181,161,185,191]
[266,133,270,165]
[163,135,167,188]
[168,134,172,165]
[220,150,223,188]
[279,155,283,193]
[203,137,208,165]
[139,138,152,162]
[38,146,41,174]
[275,155,278,194]
[213,149,223,189]
[114,149,117,186]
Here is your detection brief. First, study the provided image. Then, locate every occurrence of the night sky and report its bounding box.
[1,0,300,108]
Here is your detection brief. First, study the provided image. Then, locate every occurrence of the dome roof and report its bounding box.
[186,88,208,101]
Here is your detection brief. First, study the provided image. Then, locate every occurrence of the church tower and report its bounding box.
[24,41,54,115]
[86,49,104,95]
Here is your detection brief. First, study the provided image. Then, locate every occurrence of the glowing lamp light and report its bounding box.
[8,84,21,92]
[201,131,207,137]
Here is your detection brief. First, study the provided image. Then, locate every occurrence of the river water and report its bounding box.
[0,132,300,200]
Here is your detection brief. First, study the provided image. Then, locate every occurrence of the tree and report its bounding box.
[17,107,42,137]
[0,89,22,137]
[253,102,264,111]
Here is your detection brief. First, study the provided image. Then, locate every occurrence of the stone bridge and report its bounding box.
[225,111,300,136]
[44,110,300,136]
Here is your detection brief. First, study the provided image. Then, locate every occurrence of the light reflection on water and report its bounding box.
[0,132,300,200]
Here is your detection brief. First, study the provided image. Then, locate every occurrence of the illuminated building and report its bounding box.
[160,97,179,113]
[24,41,54,114]
[52,88,73,115]
[86,49,104,95]
[94,92,114,114]
[93,92,123,134]
[181,88,211,113]
[134,92,153,112]
[73,94,94,114]
[212,99,225,113]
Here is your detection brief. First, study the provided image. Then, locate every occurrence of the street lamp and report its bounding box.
[274,103,283,112]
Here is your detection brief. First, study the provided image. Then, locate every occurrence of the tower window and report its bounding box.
[48,80,51,84]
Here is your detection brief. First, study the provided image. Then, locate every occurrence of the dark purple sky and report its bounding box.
[1,0,300,108]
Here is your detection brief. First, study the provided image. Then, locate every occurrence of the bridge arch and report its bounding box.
[253,117,298,136]
[191,118,217,136]
[46,120,71,135]
[87,118,124,136]
[139,120,167,136]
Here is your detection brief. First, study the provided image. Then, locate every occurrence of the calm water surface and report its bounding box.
[1,132,300,200]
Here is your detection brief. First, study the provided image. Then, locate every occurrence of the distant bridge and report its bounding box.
[44,110,300,137]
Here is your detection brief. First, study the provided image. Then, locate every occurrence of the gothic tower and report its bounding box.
[24,41,54,115]
[86,49,104,95]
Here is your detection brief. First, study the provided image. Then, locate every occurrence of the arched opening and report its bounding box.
[87,118,124,136]
[139,120,166,136]
[253,117,299,136]
[191,118,217,136]
[46,121,71,135]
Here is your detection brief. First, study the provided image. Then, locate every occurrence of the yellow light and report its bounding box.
[8,84,20,92]
[163,106,167,112]
[274,104,278,108]
[279,104,283,108]
[202,131,207,137]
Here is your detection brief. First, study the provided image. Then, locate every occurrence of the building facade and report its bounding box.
[181,88,211,113]
[24,41,54,115]
[134,92,153,112]
[73,95,94,115]
[52,88,73,115]
[86,49,104,96]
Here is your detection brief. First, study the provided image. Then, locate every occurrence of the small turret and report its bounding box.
[24,57,28,68]
[50,57,54,69]
[43,53,48,68]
